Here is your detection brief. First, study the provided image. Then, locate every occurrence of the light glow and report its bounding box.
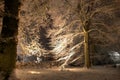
[28,71,41,74]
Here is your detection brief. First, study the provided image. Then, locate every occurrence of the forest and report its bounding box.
[0,0,120,80]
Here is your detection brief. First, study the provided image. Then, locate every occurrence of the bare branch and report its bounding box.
[88,29,114,42]
[53,19,82,36]
[70,54,84,64]
[70,41,84,51]
[88,29,98,33]
[60,41,84,69]
[90,5,115,18]
[91,22,110,31]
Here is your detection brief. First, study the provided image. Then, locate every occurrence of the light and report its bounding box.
[27,71,41,74]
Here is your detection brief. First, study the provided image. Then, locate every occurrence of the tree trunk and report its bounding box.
[0,0,20,79]
[84,31,91,68]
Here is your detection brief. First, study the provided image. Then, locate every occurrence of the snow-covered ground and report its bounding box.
[13,66,120,80]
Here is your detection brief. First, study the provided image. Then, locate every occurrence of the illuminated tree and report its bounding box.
[18,0,50,56]
[49,0,120,69]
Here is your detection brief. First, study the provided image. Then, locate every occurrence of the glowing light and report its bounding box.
[28,71,41,74]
